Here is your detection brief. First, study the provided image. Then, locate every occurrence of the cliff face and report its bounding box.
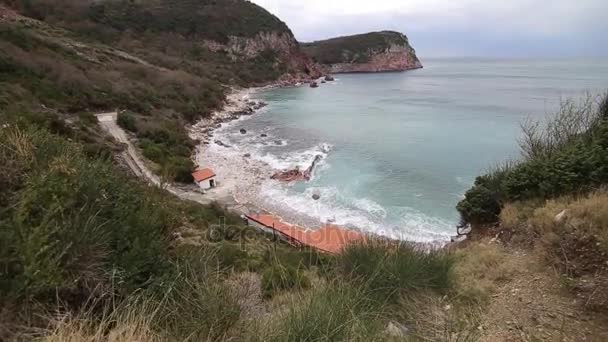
[203,31,320,81]
[302,31,422,73]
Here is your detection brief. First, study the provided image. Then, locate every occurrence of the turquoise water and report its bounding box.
[223,59,608,242]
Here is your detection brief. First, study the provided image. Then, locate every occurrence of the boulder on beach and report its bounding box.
[274,140,283,145]
[325,75,335,81]
[240,128,247,134]
[215,140,231,148]
[261,133,268,137]
[244,153,251,158]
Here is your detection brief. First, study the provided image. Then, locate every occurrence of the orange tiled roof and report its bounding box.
[192,168,215,182]
[246,214,365,254]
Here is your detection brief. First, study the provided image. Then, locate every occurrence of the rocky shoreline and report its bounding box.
[188,77,344,228]
[189,82,306,218]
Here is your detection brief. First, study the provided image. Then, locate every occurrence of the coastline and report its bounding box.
[189,84,309,223]
[189,81,357,232]
[188,83,454,246]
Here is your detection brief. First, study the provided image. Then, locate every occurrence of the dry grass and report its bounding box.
[530,190,608,254]
[41,299,161,342]
[453,242,518,304]
[500,190,608,313]
[397,292,482,342]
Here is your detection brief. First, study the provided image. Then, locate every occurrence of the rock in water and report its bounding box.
[310,81,319,88]
[240,128,247,134]
[261,133,268,137]
[325,75,335,81]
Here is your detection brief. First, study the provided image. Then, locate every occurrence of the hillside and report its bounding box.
[0,0,319,183]
[302,31,422,73]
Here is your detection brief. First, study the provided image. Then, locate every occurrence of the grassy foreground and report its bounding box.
[0,118,475,341]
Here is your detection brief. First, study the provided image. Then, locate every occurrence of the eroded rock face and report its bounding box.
[204,31,321,80]
[329,43,422,73]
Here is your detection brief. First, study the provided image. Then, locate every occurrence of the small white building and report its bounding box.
[192,168,217,190]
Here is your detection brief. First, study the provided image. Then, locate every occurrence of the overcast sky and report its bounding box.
[251,0,608,58]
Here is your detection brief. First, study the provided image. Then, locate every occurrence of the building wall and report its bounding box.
[197,177,215,190]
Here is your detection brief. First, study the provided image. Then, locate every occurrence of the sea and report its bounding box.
[215,58,608,242]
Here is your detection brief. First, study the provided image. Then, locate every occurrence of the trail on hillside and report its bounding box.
[96,112,247,212]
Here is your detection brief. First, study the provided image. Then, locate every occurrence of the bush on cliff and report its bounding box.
[117,111,138,132]
[457,94,608,229]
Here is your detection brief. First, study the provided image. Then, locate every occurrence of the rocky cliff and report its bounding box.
[203,31,321,82]
[302,31,422,73]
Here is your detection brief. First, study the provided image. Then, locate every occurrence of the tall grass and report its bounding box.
[336,241,454,302]
[155,257,243,341]
[252,283,384,342]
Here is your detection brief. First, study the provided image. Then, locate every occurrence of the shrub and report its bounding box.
[456,184,502,225]
[169,157,195,183]
[458,93,608,228]
[261,263,310,298]
[117,111,138,132]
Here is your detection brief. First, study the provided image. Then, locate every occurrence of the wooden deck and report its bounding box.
[245,214,365,254]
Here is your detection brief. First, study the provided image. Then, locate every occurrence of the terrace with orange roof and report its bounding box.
[245,214,366,254]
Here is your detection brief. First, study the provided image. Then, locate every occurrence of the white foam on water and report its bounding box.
[257,182,453,243]
[251,143,332,171]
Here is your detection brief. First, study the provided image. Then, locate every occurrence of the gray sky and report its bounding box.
[251,0,608,58]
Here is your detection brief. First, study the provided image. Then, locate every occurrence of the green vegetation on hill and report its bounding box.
[1,0,304,183]
[302,31,414,65]
[11,0,291,44]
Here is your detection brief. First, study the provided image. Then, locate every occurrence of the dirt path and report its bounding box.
[95,112,249,213]
[480,249,608,341]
